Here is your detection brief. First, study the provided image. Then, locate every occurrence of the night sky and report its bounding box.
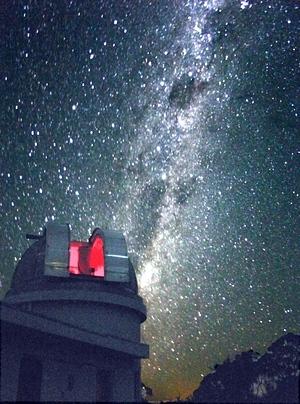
[1,0,299,400]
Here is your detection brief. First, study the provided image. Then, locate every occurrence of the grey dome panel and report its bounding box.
[44,223,70,277]
[102,229,128,256]
[102,230,130,283]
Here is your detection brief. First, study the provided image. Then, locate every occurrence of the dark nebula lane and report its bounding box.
[1,0,299,400]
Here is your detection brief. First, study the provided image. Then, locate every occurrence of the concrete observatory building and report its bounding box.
[1,223,148,402]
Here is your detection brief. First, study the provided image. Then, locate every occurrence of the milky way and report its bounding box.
[1,0,299,399]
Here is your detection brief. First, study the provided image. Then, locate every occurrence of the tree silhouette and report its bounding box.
[190,333,299,403]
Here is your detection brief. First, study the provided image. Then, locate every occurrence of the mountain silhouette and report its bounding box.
[190,333,299,403]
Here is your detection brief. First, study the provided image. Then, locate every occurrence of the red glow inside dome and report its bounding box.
[69,235,105,277]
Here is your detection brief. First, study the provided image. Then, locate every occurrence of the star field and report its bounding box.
[0,0,299,400]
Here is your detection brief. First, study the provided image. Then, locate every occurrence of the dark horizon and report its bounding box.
[1,0,299,400]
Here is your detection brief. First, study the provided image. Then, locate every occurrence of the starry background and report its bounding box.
[0,0,299,400]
